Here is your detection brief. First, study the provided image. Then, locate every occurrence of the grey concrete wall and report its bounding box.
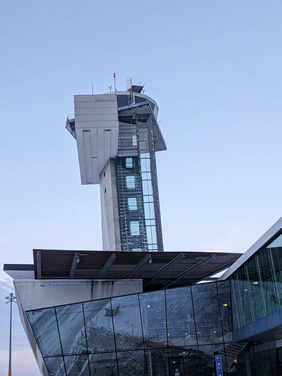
[100,159,121,251]
[14,279,142,311]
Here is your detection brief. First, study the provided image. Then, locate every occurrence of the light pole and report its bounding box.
[5,293,17,376]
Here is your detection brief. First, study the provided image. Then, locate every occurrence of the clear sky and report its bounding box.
[1,0,282,374]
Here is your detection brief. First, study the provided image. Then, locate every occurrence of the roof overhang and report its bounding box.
[4,250,241,292]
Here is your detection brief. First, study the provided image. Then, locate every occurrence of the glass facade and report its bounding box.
[26,281,233,376]
[231,231,282,331]
[116,111,163,252]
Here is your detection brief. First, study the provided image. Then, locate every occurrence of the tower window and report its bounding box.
[130,221,140,236]
[128,198,137,210]
[126,176,135,189]
[125,158,133,168]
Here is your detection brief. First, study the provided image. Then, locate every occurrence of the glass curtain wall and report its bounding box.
[116,112,163,252]
[26,281,232,376]
[231,232,282,331]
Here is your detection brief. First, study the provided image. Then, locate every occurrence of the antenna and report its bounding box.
[108,86,112,92]
[92,83,94,95]
[113,73,117,92]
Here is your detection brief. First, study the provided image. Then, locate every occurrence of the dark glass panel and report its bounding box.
[198,345,217,376]
[26,308,62,357]
[117,350,146,375]
[145,348,168,376]
[216,281,233,342]
[139,290,167,348]
[192,283,223,344]
[253,341,277,376]
[111,294,143,351]
[237,264,253,327]
[246,256,266,322]
[44,356,65,376]
[257,247,279,316]
[166,286,197,347]
[64,354,89,376]
[169,346,200,376]
[88,352,118,376]
[56,304,87,355]
[83,300,115,353]
[269,239,282,313]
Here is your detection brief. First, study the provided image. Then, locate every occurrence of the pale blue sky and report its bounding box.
[1,0,282,374]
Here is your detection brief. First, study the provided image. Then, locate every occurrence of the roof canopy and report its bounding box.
[4,249,241,292]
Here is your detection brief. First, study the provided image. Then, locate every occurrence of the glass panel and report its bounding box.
[144,195,153,203]
[269,243,282,312]
[217,281,232,342]
[128,197,137,210]
[142,180,153,195]
[126,176,135,189]
[64,354,89,376]
[83,300,115,353]
[147,226,157,245]
[111,294,143,351]
[192,283,223,344]
[140,291,167,348]
[144,203,155,219]
[142,172,151,180]
[166,287,197,347]
[245,257,265,322]
[130,221,140,235]
[56,304,87,355]
[253,342,277,376]
[125,158,133,168]
[198,345,217,376]
[132,135,137,146]
[117,350,146,375]
[140,157,151,172]
[44,356,65,376]
[145,348,168,376]
[88,353,118,376]
[27,308,62,357]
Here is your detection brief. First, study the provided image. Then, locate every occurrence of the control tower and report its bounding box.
[66,84,166,252]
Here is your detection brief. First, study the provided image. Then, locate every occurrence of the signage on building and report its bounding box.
[215,354,223,376]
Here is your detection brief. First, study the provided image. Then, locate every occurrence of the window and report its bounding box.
[128,198,137,210]
[125,158,133,168]
[132,135,137,146]
[130,221,140,236]
[142,180,153,195]
[126,176,135,189]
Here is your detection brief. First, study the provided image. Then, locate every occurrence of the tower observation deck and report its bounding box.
[66,84,166,252]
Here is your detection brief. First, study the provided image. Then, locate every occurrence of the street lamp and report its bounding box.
[5,293,17,376]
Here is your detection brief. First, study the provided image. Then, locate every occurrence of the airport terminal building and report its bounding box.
[4,86,282,375]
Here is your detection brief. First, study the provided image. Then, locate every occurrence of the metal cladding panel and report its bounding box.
[74,94,119,185]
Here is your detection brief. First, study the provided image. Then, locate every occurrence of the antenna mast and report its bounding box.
[113,73,117,92]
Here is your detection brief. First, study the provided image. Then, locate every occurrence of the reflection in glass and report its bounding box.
[64,354,89,376]
[27,308,62,357]
[231,230,282,330]
[117,350,146,375]
[111,294,143,351]
[26,281,235,375]
[56,304,87,355]
[44,356,65,376]
[89,352,118,376]
[192,283,224,344]
[145,348,168,376]
[166,287,197,347]
[83,300,115,354]
[140,290,167,347]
